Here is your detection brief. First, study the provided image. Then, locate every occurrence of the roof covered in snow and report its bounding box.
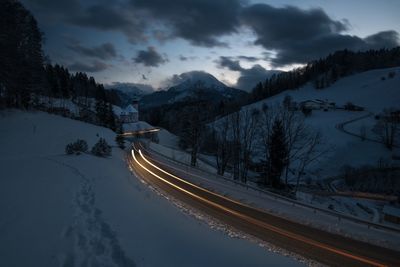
[125,104,138,113]
[113,104,138,116]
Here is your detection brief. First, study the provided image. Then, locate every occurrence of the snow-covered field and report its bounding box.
[0,110,302,267]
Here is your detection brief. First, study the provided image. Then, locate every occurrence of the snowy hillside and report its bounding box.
[250,67,400,113]
[225,67,400,181]
[0,110,300,267]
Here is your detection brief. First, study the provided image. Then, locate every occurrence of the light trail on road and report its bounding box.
[130,143,400,267]
[119,128,160,137]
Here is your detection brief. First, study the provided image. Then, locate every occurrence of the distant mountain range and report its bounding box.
[140,71,247,109]
[105,82,153,107]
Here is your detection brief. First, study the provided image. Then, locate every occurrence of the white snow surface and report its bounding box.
[250,67,400,113]
[219,67,400,181]
[0,110,302,267]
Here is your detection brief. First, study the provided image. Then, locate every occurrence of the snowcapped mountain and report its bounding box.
[141,71,247,108]
[105,82,154,107]
[105,82,154,96]
[168,71,229,93]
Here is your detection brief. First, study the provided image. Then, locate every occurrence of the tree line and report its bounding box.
[251,47,400,103]
[0,0,121,132]
[0,0,44,108]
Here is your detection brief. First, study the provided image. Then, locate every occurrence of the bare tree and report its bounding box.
[229,111,241,180]
[258,103,278,185]
[294,131,326,192]
[238,108,259,183]
[225,108,260,182]
[258,104,326,189]
[281,107,308,186]
[211,117,232,175]
[373,109,399,150]
[178,98,209,166]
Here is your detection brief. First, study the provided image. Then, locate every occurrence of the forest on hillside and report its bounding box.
[0,0,121,131]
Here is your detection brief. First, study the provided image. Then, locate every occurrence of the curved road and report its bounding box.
[129,142,400,267]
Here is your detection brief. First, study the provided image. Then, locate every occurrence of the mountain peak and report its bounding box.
[105,82,154,95]
[168,71,228,92]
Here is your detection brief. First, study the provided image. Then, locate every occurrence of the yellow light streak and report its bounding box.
[131,148,387,267]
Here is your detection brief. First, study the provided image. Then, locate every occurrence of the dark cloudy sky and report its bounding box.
[21,0,400,91]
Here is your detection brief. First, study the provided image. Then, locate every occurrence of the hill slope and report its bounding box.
[0,110,300,267]
[251,67,400,113]
[225,67,400,181]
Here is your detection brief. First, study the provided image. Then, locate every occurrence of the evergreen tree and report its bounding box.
[91,138,112,157]
[268,119,287,188]
[250,47,400,104]
[115,124,125,149]
[65,139,88,155]
[95,85,108,126]
[0,0,44,108]
[106,102,116,131]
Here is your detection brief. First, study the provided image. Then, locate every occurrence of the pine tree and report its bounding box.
[115,124,125,149]
[65,139,88,155]
[91,138,112,157]
[0,0,44,108]
[95,85,107,126]
[268,119,287,188]
[106,102,116,131]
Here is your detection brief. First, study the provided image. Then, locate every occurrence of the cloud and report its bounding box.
[23,0,400,67]
[218,56,243,71]
[237,56,259,62]
[179,55,188,61]
[236,65,279,92]
[67,42,117,60]
[179,55,197,61]
[363,30,400,49]
[27,0,242,47]
[68,60,108,72]
[22,0,81,18]
[133,46,167,67]
[23,0,147,44]
[131,0,242,47]
[70,4,147,43]
[240,4,399,66]
[216,56,279,91]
